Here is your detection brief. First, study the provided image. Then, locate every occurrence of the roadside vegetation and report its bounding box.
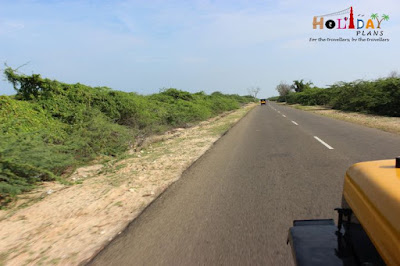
[0,68,254,202]
[269,74,400,117]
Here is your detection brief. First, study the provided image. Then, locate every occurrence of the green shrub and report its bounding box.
[0,133,73,200]
[278,77,400,117]
[0,96,66,142]
[66,110,132,160]
[0,68,253,200]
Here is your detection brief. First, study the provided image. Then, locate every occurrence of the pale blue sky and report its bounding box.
[1,0,399,97]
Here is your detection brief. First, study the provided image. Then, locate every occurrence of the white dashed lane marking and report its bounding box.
[270,104,335,150]
[314,136,334,150]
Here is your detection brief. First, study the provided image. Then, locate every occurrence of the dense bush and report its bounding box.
[267,96,279,101]
[285,88,330,106]
[0,68,253,201]
[277,77,400,116]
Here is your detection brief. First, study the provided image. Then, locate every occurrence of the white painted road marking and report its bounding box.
[282,115,286,117]
[291,121,299,125]
[314,136,334,150]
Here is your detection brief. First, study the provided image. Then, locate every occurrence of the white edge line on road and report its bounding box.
[291,121,299,125]
[282,115,286,117]
[314,136,334,150]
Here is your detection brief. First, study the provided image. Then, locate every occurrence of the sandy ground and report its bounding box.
[282,103,400,136]
[0,103,256,266]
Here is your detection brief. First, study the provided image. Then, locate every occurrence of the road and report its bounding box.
[88,102,400,265]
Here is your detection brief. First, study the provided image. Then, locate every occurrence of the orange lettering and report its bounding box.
[313,17,324,29]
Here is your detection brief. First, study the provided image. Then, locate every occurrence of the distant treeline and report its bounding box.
[269,77,400,117]
[0,68,254,201]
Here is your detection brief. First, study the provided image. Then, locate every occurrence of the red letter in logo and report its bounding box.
[337,19,346,29]
[313,16,324,29]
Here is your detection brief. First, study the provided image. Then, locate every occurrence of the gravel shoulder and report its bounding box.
[0,103,256,266]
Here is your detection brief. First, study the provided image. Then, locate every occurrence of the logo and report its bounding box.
[311,7,390,42]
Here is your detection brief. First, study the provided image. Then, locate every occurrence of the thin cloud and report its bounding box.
[0,21,24,35]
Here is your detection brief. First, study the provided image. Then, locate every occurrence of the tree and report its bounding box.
[247,87,261,101]
[371,13,390,29]
[292,79,313,92]
[276,82,292,97]
[382,14,390,21]
[388,70,400,78]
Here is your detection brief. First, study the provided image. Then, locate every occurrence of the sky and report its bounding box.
[0,0,399,97]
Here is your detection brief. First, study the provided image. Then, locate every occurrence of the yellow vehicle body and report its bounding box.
[260,99,266,105]
[344,159,400,265]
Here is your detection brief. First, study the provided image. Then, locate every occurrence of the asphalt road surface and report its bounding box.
[89,102,400,265]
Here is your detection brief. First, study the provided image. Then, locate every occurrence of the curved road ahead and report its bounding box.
[89,102,400,265]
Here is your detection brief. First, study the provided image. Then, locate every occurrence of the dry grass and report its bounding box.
[284,103,400,135]
[0,103,256,266]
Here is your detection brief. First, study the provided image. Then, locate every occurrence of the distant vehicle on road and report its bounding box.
[260,99,266,105]
[288,158,400,266]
